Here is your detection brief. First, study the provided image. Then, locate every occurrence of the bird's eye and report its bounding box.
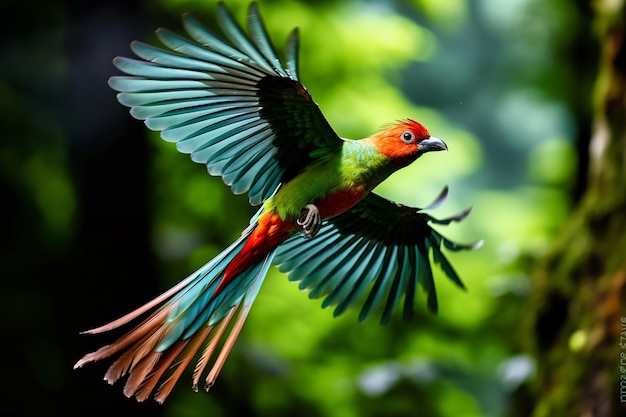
[401,131,415,144]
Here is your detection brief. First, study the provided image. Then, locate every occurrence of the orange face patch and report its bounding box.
[367,119,431,161]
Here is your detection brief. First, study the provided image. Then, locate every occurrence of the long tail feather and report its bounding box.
[205,252,271,391]
[206,302,251,391]
[152,339,196,403]
[191,308,235,391]
[75,225,277,403]
[134,341,187,402]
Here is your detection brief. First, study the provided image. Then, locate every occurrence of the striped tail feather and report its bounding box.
[74,225,275,403]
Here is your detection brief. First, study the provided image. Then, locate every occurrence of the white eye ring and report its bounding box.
[401,131,415,144]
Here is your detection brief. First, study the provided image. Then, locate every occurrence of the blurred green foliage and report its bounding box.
[0,0,585,416]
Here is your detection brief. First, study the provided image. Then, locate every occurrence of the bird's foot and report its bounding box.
[297,203,321,239]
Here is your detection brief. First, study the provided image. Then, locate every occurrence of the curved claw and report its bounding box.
[297,203,321,239]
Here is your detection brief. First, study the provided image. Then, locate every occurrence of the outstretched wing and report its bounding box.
[273,187,483,324]
[109,2,342,205]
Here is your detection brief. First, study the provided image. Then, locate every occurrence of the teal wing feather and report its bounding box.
[109,2,341,205]
[273,187,483,324]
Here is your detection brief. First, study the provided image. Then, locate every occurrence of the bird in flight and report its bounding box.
[75,2,482,404]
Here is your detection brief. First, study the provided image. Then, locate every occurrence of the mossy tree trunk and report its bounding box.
[524,1,626,416]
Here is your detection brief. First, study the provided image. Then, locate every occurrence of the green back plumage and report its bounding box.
[263,139,392,220]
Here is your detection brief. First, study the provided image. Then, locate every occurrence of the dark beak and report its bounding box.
[418,136,447,153]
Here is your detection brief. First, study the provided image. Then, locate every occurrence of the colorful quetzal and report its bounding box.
[75,2,481,403]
